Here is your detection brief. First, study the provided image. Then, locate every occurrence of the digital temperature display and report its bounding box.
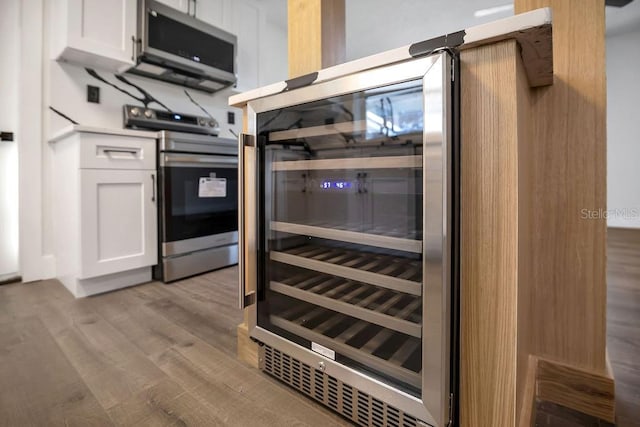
[321,180,352,190]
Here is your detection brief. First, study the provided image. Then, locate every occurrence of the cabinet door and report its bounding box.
[79,169,158,279]
[64,0,136,72]
[155,0,189,13]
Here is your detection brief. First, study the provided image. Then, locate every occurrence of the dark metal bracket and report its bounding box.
[242,133,255,147]
[243,292,256,307]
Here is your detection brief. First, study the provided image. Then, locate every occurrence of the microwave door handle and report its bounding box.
[239,133,256,309]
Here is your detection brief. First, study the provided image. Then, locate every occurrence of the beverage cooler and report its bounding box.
[239,51,458,427]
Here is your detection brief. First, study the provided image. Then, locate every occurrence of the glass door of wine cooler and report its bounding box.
[240,51,455,427]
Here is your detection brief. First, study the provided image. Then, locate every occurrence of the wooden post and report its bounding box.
[237,0,346,368]
[460,1,611,425]
[460,39,531,427]
[287,0,345,77]
[512,0,607,374]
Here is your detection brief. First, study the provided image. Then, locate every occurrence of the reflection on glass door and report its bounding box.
[256,80,426,396]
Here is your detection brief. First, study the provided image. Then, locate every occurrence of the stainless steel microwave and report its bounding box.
[129,0,237,93]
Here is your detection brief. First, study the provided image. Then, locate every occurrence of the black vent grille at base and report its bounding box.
[260,344,429,427]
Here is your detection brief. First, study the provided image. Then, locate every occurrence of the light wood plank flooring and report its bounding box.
[607,228,640,427]
[1,228,638,426]
[0,266,351,426]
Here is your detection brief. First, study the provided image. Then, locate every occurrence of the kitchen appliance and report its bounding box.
[123,104,219,135]
[124,105,238,283]
[239,51,458,426]
[129,0,237,93]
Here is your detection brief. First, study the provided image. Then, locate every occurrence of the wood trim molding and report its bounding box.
[517,356,616,425]
[237,321,259,368]
[517,356,538,427]
[536,358,615,423]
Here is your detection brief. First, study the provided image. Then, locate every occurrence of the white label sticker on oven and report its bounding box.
[311,342,335,360]
[198,177,226,198]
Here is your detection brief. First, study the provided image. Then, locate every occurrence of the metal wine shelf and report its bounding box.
[270,270,421,337]
[269,120,369,142]
[270,244,422,296]
[271,155,422,171]
[270,301,422,389]
[271,221,422,254]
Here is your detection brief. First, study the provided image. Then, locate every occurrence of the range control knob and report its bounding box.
[130,107,140,117]
[208,119,218,128]
[144,109,153,118]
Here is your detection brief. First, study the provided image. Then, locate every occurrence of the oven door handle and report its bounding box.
[161,153,238,168]
[239,133,256,309]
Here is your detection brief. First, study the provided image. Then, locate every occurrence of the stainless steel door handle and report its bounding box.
[239,133,256,309]
[151,173,156,202]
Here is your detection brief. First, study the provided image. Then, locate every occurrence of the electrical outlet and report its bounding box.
[227,111,235,125]
[87,85,100,103]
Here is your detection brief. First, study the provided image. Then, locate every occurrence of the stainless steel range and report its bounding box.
[124,105,238,282]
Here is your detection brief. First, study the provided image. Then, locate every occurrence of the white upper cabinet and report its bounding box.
[50,0,136,73]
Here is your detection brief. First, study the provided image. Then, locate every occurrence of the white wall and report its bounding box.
[18,0,52,281]
[260,0,288,85]
[0,0,20,276]
[606,28,640,229]
[345,0,513,61]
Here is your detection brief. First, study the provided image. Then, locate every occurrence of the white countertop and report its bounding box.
[49,125,158,143]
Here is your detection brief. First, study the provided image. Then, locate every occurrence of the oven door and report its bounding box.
[240,52,455,426]
[160,152,238,255]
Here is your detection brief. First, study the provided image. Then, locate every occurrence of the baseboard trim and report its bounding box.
[0,273,21,286]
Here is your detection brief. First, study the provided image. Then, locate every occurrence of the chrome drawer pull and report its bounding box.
[103,148,138,155]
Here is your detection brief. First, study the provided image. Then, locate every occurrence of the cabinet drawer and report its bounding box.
[79,133,156,170]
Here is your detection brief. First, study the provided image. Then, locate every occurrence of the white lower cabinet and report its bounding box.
[79,169,157,279]
[50,127,158,297]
